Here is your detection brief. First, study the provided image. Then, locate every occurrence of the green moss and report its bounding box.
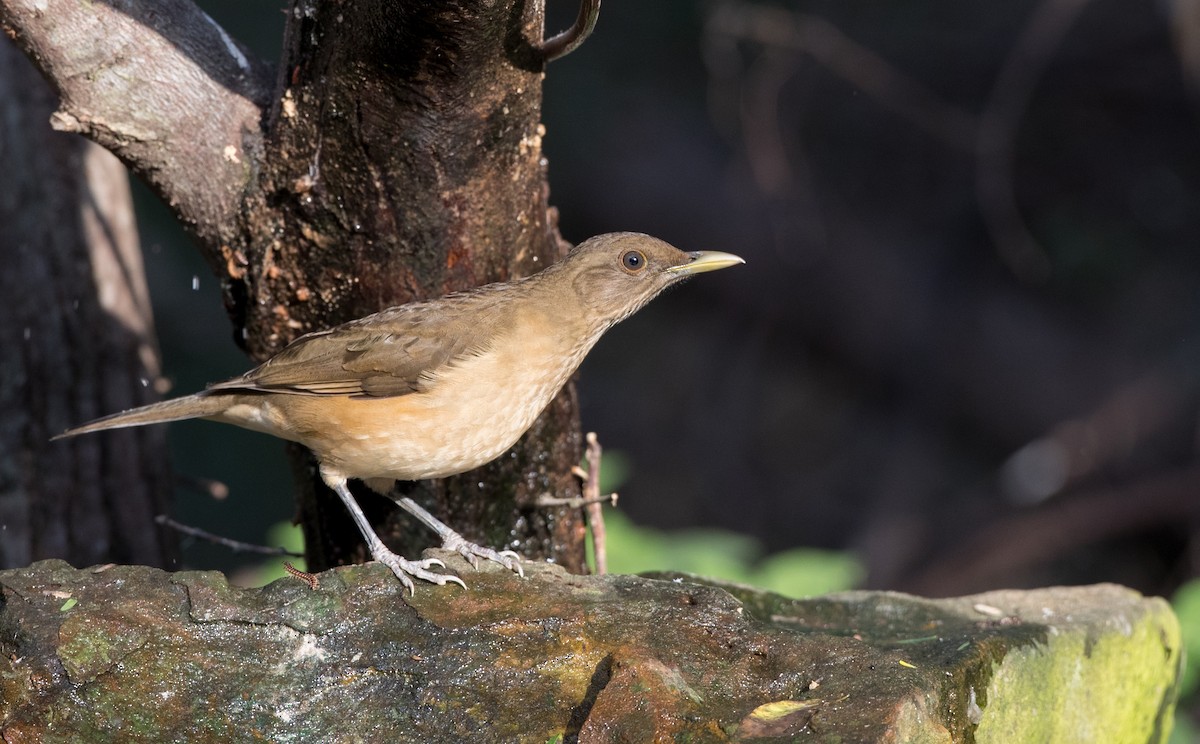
[56,614,148,683]
[974,599,1181,744]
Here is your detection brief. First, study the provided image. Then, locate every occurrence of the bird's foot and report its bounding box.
[388,495,524,578]
[441,531,525,578]
[371,549,466,595]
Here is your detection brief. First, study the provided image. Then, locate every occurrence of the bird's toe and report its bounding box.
[441,533,524,577]
[374,550,463,593]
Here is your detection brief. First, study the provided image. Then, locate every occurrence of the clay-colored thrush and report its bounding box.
[56,233,744,591]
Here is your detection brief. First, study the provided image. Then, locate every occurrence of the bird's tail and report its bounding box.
[52,393,230,440]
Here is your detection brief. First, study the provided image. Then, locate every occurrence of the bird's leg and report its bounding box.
[393,496,525,578]
[320,469,466,593]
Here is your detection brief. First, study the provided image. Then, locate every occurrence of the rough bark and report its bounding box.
[250,1,584,571]
[0,0,588,571]
[0,560,1181,742]
[0,38,175,568]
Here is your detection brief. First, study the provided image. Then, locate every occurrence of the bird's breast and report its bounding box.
[259,321,595,481]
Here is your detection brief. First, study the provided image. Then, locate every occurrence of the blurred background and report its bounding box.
[139,0,1200,730]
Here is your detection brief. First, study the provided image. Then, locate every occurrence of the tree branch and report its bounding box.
[537,0,601,62]
[0,0,272,252]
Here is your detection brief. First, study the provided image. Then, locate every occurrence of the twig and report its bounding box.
[537,490,618,509]
[537,0,602,62]
[533,432,616,572]
[581,432,608,575]
[155,515,303,557]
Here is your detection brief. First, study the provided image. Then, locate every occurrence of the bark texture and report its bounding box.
[251,1,583,571]
[0,0,587,571]
[0,38,174,568]
[0,0,270,251]
[0,560,1181,742]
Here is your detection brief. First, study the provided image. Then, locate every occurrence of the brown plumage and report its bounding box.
[56,232,744,591]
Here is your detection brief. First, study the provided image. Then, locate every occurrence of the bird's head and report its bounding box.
[552,232,744,329]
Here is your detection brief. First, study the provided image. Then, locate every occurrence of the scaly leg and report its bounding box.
[394,496,525,578]
[320,469,465,593]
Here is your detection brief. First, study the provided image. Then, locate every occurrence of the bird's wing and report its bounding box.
[207,290,511,398]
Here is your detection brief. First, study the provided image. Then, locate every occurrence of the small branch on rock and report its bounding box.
[537,492,619,508]
[536,431,614,573]
[581,432,609,574]
[537,491,618,509]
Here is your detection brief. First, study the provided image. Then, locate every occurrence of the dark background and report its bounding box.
[142,1,1200,608]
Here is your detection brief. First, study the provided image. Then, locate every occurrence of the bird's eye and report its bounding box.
[621,250,647,272]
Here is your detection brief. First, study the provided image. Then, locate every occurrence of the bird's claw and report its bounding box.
[496,549,525,578]
[441,533,525,578]
[374,551,465,594]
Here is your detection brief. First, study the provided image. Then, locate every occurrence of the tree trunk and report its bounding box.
[0,0,588,572]
[0,38,175,569]
[245,1,584,572]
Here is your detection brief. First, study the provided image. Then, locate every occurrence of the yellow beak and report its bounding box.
[667,251,746,275]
